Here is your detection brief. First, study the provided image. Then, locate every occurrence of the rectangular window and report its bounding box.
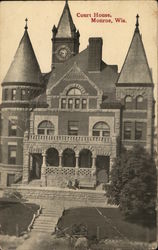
[4,89,8,100]
[61,98,66,109]
[21,89,26,100]
[68,121,79,135]
[75,99,80,109]
[135,122,143,140]
[11,89,16,100]
[8,145,17,164]
[82,99,87,109]
[9,119,17,136]
[7,174,15,186]
[92,130,100,136]
[124,122,132,140]
[68,99,73,109]
[102,130,110,137]
[37,129,45,135]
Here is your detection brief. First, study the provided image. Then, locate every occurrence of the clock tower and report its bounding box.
[51,0,80,68]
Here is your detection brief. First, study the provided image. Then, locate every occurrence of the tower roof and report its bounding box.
[3,21,43,85]
[117,15,153,85]
[56,0,76,38]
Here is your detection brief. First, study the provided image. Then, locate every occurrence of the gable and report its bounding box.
[49,63,100,97]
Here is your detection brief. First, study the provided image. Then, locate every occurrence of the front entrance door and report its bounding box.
[31,154,42,180]
[96,156,109,185]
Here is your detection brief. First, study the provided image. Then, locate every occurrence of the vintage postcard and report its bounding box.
[0,0,157,249]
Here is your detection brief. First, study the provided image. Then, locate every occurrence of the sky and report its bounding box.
[0,0,157,102]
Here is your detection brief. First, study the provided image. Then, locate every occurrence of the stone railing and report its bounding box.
[27,134,111,144]
[45,166,95,188]
[46,166,92,177]
[28,205,42,232]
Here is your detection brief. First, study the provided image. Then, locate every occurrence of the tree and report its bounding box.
[106,144,157,219]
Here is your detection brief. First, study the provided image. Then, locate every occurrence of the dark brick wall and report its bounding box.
[89,98,97,109]
[123,112,147,119]
[88,38,102,72]
[58,110,115,136]
[51,97,59,108]
[58,111,89,135]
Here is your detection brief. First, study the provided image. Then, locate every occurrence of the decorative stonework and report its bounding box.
[116,87,149,100]
[61,83,87,96]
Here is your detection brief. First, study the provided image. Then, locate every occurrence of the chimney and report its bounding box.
[88,37,103,72]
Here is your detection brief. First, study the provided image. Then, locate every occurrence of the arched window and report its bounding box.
[92,122,110,137]
[124,95,132,109]
[67,88,81,96]
[37,120,54,135]
[136,95,144,109]
[125,95,132,103]
[61,86,88,110]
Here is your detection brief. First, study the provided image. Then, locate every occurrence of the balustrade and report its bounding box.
[46,166,93,178]
[28,134,111,144]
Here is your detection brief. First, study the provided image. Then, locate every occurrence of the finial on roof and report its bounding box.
[135,14,139,32]
[25,18,28,30]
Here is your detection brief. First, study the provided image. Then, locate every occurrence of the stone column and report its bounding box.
[75,154,79,178]
[59,154,62,168]
[22,152,30,184]
[41,152,47,186]
[91,155,96,176]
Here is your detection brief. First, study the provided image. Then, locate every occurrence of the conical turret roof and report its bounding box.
[56,0,76,38]
[3,26,43,85]
[117,15,153,85]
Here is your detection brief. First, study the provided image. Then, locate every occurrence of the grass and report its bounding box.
[57,207,156,242]
[0,200,39,236]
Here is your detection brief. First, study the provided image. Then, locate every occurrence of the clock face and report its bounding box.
[56,45,71,61]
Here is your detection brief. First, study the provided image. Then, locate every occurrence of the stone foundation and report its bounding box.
[3,186,111,209]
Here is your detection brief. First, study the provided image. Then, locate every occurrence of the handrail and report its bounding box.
[27,205,42,232]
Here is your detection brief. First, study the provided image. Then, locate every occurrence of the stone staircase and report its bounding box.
[31,206,63,234]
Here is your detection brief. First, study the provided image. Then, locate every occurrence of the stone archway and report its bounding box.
[62,148,76,167]
[79,149,92,168]
[46,148,59,166]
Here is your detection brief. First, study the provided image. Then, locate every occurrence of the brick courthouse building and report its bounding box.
[0,1,155,188]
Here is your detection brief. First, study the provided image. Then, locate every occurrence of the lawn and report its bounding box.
[0,200,39,236]
[57,207,156,242]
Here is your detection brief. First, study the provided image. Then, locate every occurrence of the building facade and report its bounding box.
[0,2,155,188]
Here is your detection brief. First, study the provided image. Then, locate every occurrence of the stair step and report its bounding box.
[33,225,55,229]
[34,220,58,225]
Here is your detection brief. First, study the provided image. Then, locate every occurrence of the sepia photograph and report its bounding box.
[0,0,157,249]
